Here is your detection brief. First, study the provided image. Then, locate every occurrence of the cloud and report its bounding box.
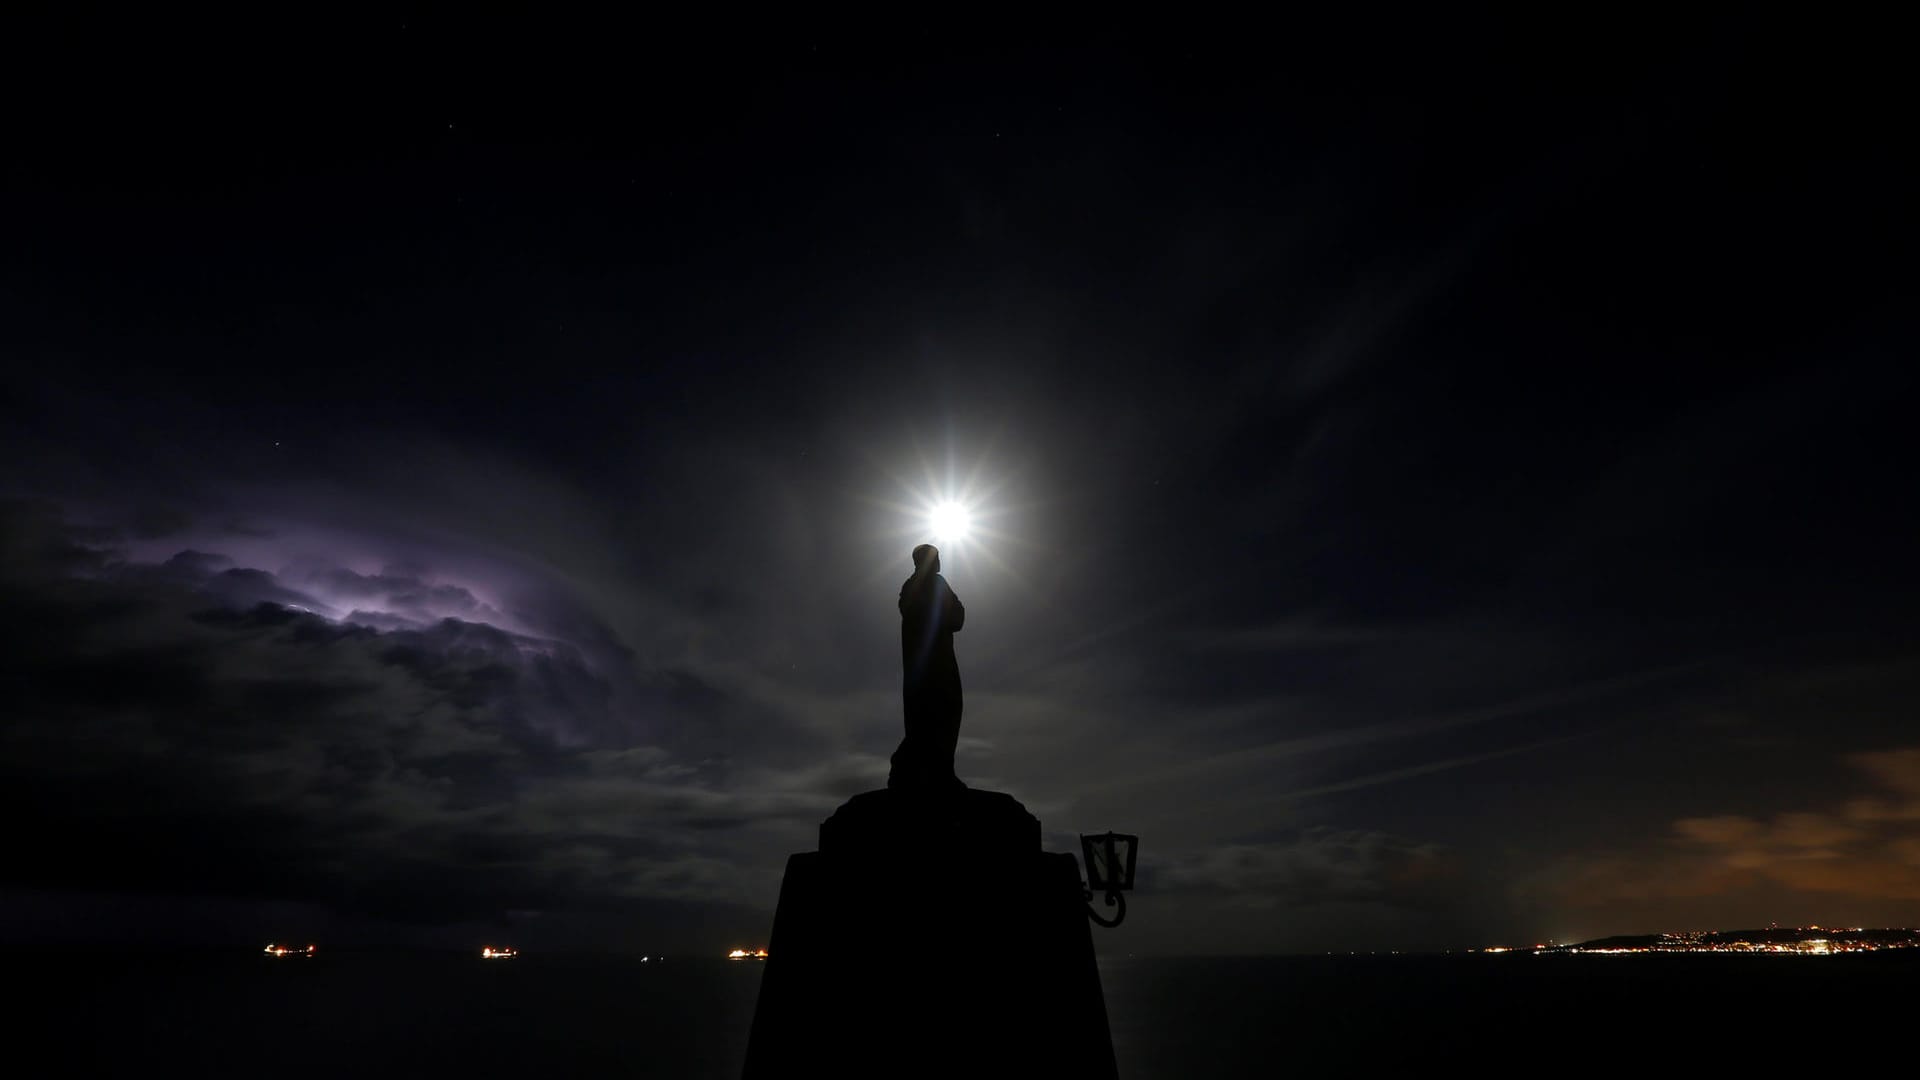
[1850,747,1920,799]
[1537,745,1920,908]
[288,563,506,626]
[0,501,847,927]
[1076,664,1678,807]
[1156,828,1450,910]
[1181,615,1388,654]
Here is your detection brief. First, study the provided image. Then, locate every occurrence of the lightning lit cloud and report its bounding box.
[0,500,856,937]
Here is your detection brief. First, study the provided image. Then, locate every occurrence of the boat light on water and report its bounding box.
[481,946,519,959]
[727,948,769,960]
[264,943,317,958]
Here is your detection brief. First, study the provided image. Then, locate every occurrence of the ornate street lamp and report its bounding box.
[1079,831,1138,928]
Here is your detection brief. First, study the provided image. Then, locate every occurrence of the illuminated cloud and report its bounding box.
[0,501,844,927]
[1537,746,1920,909]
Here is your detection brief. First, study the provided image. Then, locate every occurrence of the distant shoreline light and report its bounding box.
[1476,926,1919,956]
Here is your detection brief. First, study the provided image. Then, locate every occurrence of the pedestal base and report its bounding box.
[742,788,1116,1079]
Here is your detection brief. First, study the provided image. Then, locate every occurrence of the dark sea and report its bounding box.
[25,949,1916,1077]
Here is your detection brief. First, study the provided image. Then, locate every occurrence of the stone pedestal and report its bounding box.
[742,788,1117,1080]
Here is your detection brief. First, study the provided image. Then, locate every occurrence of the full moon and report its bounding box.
[928,502,971,543]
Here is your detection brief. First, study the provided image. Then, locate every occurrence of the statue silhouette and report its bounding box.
[889,543,965,791]
[744,545,1120,1079]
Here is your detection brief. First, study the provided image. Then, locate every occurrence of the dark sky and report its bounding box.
[3,14,1915,954]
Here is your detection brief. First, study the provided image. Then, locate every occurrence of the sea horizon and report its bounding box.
[21,945,1917,1078]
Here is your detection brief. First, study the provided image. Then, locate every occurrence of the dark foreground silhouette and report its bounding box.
[743,550,1117,1079]
[742,789,1114,1079]
[890,544,965,791]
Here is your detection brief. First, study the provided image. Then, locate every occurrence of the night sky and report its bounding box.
[3,15,1914,955]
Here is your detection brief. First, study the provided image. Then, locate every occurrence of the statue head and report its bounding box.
[912,543,940,575]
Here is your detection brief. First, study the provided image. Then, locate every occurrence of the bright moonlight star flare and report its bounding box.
[855,432,1036,594]
[929,502,972,544]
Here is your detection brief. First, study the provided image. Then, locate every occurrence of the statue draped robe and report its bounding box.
[890,570,965,790]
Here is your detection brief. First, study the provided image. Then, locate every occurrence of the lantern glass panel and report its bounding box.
[1088,838,1114,890]
[1113,834,1136,889]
